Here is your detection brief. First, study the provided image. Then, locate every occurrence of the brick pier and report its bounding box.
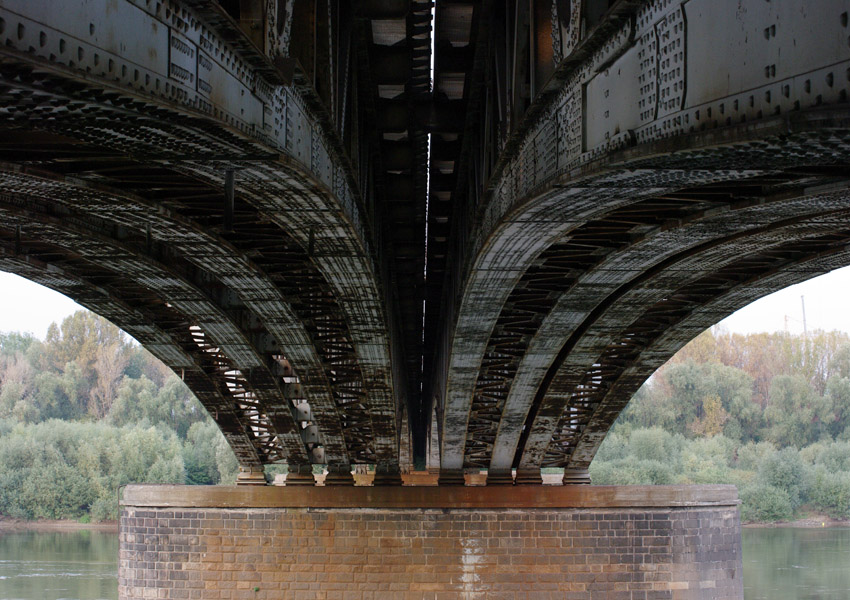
[119,485,743,599]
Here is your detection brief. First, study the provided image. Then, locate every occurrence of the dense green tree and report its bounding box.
[183,422,226,485]
[764,376,830,447]
[739,484,794,522]
[809,467,850,518]
[108,375,206,438]
[756,447,810,510]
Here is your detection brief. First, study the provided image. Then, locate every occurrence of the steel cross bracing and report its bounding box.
[3,0,850,485]
[431,0,850,485]
[0,0,417,481]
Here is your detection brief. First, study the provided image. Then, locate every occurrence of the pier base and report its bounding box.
[119,484,743,599]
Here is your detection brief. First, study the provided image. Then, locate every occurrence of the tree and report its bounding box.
[183,422,225,485]
[739,483,793,522]
[824,375,850,439]
[764,375,830,447]
[44,312,132,410]
[0,332,35,356]
[757,447,810,510]
[688,395,729,437]
[810,467,850,518]
[90,342,129,419]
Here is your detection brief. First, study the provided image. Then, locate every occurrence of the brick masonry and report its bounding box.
[119,485,743,600]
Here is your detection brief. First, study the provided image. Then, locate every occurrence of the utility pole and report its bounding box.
[801,295,808,338]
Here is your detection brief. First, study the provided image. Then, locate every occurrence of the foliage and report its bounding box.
[809,467,850,518]
[4,310,850,524]
[739,484,794,522]
[0,310,238,521]
[595,328,850,522]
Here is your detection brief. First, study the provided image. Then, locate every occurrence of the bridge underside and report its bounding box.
[0,0,849,487]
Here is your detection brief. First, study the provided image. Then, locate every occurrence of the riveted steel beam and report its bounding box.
[0,248,266,468]
[0,197,316,465]
[484,177,850,473]
[558,231,850,472]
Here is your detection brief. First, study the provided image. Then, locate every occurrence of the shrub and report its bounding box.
[90,496,118,522]
[588,457,674,485]
[757,447,810,510]
[740,483,793,522]
[809,467,850,518]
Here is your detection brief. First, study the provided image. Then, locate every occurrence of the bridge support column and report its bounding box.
[485,468,514,485]
[282,464,315,485]
[562,467,592,484]
[119,485,743,599]
[514,467,543,485]
[322,463,355,485]
[436,468,465,485]
[234,467,266,486]
[372,461,403,486]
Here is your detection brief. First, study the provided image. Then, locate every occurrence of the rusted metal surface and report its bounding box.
[524,201,850,469]
[561,239,850,471]
[495,182,850,472]
[0,185,313,464]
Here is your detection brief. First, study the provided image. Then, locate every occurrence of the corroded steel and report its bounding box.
[2,0,850,484]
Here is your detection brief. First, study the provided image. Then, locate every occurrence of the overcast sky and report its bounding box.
[1,266,850,340]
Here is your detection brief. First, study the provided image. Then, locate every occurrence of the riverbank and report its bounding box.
[0,516,118,533]
[743,512,850,528]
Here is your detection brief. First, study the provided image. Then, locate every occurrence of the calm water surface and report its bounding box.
[743,527,850,600]
[0,527,848,599]
[0,530,117,600]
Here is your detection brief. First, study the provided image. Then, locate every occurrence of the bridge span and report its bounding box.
[1,0,849,595]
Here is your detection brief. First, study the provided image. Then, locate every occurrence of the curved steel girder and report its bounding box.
[439,118,850,472]
[440,0,850,471]
[0,49,401,465]
[0,250,266,467]
[0,165,360,464]
[482,180,850,472]
[557,236,850,472]
[164,161,400,463]
[518,207,850,469]
[520,222,850,469]
[437,169,764,471]
[0,200,317,464]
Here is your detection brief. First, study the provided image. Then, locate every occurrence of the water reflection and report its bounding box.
[743,528,850,600]
[0,530,117,600]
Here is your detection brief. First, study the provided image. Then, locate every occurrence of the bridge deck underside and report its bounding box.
[2,0,850,485]
[0,27,402,472]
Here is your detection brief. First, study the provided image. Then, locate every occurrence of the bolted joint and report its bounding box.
[562,468,591,485]
[514,468,543,486]
[323,463,355,486]
[284,464,316,486]
[373,461,403,486]
[485,469,514,485]
[236,467,267,486]
[437,468,466,486]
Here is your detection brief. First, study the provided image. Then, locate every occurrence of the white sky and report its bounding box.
[1,266,850,340]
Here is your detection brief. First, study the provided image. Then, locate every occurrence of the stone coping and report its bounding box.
[121,484,739,509]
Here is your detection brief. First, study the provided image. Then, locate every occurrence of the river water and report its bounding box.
[742,527,850,600]
[0,531,117,600]
[0,528,848,599]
